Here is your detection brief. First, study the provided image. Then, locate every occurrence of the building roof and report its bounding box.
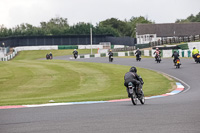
[136,23,200,37]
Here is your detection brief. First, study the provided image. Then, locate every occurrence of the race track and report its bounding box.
[1,57,200,133]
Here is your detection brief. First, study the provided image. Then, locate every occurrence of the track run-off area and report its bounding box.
[1,56,200,133]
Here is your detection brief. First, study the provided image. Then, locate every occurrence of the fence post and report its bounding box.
[188,50,191,57]
[182,51,184,57]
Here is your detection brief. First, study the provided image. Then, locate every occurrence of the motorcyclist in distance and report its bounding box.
[49,52,53,59]
[153,47,161,61]
[135,48,141,60]
[192,47,199,60]
[124,66,144,98]
[73,49,78,59]
[46,53,50,60]
[172,51,180,66]
[108,49,113,62]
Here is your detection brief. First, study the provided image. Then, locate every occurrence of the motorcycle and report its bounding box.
[109,56,113,62]
[136,54,141,61]
[194,54,200,63]
[128,82,145,105]
[175,58,181,68]
[155,55,161,63]
[49,53,53,60]
[46,54,50,60]
[74,54,78,59]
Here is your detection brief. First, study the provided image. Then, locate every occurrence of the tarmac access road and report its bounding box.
[0,57,200,133]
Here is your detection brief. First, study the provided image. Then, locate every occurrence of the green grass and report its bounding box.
[0,49,175,106]
[14,49,97,60]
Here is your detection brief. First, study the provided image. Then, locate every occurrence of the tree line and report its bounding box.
[175,12,200,23]
[0,16,153,38]
[0,12,199,38]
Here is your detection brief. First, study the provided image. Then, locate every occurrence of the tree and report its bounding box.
[99,18,129,36]
[175,12,200,23]
[0,16,154,37]
[0,25,9,37]
[94,24,120,37]
[67,22,91,34]
[129,16,154,37]
[40,17,69,35]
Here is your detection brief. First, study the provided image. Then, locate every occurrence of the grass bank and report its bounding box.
[14,49,97,60]
[0,49,175,106]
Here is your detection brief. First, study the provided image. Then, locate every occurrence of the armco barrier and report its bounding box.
[0,49,18,61]
[1,45,194,61]
[15,46,58,51]
[58,45,78,50]
[74,49,193,59]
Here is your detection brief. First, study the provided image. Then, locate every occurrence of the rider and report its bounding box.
[49,52,53,59]
[135,48,141,59]
[46,53,50,60]
[172,51,180,66]
[154,47,161,61]
[73,49,78,59]
[108,49,113,61]
[124,66,144,98]
[192,47,199,60]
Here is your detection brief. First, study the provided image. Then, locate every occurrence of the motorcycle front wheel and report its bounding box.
[139,91,145,104]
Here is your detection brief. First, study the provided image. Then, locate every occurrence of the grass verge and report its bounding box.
[0,49,175,106]
[14,49,97,60]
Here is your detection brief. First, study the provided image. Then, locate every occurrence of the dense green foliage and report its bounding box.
[1,12,200,38]
[176,12,200,23]
[0,16,153,38]
[0,12,200,37]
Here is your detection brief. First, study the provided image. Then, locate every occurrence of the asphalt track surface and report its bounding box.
[1,56,200,133]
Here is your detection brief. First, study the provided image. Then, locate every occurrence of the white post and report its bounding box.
[2,42,5,57]
[90,27,92,54]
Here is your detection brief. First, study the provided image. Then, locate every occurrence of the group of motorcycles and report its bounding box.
[46,53,53,60]
[155,53,200,68]
[155,54,181,68]
[71,49,198,106]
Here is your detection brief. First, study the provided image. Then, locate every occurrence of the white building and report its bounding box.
[136,23,200,44]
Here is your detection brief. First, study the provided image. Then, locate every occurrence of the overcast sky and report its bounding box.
[0,0,200,28]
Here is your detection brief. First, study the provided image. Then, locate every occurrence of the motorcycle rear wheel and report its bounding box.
[131,91,137,105]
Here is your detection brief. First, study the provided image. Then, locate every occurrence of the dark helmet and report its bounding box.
[193,47,196,49]
[129,66,137,73]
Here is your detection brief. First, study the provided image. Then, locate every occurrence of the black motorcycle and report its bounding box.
[109,55,113,62]
[128,82,145,105]
[155,55,161,63]
[74,54,78,59]
[46,54,50,60]
[175,58,181,68]
[136,54,141,61]
[194,54,200,63]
